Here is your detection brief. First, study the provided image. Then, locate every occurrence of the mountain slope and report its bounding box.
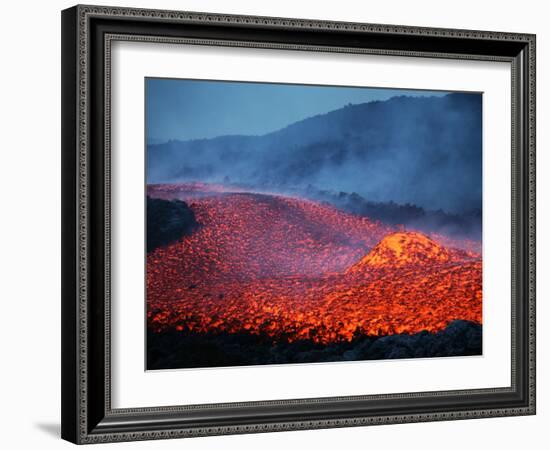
[147,93,482,213]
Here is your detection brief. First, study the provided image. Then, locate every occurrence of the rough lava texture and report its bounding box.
[347,231,470,271]
[147,184,482,352]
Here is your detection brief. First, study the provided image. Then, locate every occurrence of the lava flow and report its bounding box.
[147,184,482,345]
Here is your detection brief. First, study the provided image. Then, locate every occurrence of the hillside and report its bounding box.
[147,93,482,214]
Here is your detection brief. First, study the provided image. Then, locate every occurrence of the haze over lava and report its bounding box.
[147,183,482,345]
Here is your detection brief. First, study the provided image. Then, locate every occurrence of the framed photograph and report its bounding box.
[61,4,536,444]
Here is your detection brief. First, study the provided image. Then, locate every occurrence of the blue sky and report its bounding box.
[146,78,447,142]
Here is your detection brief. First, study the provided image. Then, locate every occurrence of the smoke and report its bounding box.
[147,93,482,215]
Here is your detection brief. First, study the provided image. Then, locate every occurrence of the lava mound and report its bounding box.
[147,185,482,344]
[348,231,461,272]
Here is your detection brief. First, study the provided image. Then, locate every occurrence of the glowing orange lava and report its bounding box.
[147,184,482,344]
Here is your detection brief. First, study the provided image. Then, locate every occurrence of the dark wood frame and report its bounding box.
[61,4,536,444]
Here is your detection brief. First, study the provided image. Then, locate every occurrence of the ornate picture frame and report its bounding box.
[61,4,536,444]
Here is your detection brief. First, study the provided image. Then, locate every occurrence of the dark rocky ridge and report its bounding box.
[147,320,482,370]
[147,196,200,253]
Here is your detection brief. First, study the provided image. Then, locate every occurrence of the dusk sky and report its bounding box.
[146,78,447,142]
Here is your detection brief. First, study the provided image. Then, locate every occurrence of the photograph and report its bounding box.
[145,79,483,370]
[54,2,536,445]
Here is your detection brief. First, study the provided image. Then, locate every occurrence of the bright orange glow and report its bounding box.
[346,231,465,270]
[147,184,482,344]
